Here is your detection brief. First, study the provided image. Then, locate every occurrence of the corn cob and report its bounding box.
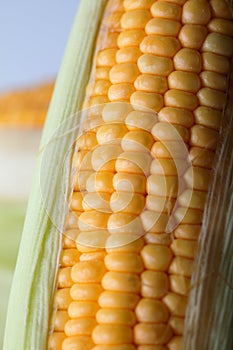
[4,1,233,350]
[0,82,54,128]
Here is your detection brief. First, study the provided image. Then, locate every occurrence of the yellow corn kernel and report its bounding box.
[169,316,184,336]
[113,172,146,194]
[86,172,114,193]
[108,212,144,235]
[138,54,173,76]
[102,102,133,123]
[62,336,93,350]
[150,158,187,176]
[144,233,172,246]
[168,336,184,350]
[104,252,143,273]
[110,63,140,84]
[131,91,164,112]
[80,252,107,261]
[98,291,139,309]
[103,11,123,30]
[91,144,122,172]
[202,32,233,57]
[147,174,178,198]
[70,192,84,212]
[71,260,106,283]
[194,106,221,130]
[138,346,167,350]
[171,239,197,259]
[152,122,189,143]
[108,83,135,101]
[190,125,219,150]
[60,249,81,267]
[175,207,203,225]
[115,151,152,175]
[174,48,202,73]
[134,323,173,345]
[57,267,72,288]
[151,141,188,159]
[122,130,154,152]
[116,47,141,63]
[158,107,194,128]
[169,256,194,277]
[48,332,66,350]
[210,0,233,20]
[134,74,168,94]
[178,189,207,210]
[51,311,69,332]
[202,52,230,74]
[141,244,173,271]
[118,29,146,48]
[121,10,151,29]
[168,71,201,93]
[92,325,133,345]
[174,224,201,240]
[95,67,110,80]
[208,18,233,37]
[141,211,170,233]
[65,318,96,336]
[82,192,111,213]
[146,195,175,214]
[197,87,226,110]
[76,230,109,252]
[74,171,93,191]
[54,288,72,310]
[97,49,117,67]
[123,0,155,11]
[182,0,211,25]
[151,1,181,20]
[96,308,136,326]
[62,230,78,249]
[136,298,169,323]
[163,293,187,317]
[78,211,110,231]
[93,346,136,350]
[106,236,145,253]
[102,271,140,293]
[184,166,211,191]
[140,35,180,57]
[200,71,227,92]
[126,110,157,132]
[96,123,128,144]
[179,24,208,49]
[110,192,145,215]
[68,301,99,318]
[70,283,103,301]
[141,270,168,298]
[189,147,215,169]
[169,275,191,296]
[164,89,198,110]
[146,18,181,36]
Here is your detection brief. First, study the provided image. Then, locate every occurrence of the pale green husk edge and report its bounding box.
[3,1,107,349]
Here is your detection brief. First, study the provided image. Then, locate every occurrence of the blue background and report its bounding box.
[0,0,81,92]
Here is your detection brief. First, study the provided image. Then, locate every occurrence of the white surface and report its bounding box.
[0,129,42,200]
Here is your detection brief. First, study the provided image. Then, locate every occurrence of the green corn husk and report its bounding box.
[3,1,233,350]
[184,62,233,350]
[0,201,26,350]
[3,1,107,349]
